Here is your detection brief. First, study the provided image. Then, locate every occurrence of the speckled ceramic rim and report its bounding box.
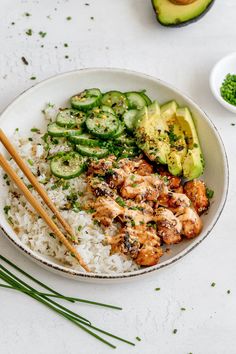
[0,68,229,281]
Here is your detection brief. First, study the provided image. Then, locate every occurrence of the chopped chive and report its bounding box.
[155,287,161,291]
[39,31,47,38]
[227,290,231,294]
[25,29,33,36]
[30,76,36,80]
[66,16,72,20]
[173,329,177,334]
[136,336,141,341]
[21,56,29,65]
[211,282,216,287]
[181,307,186,311]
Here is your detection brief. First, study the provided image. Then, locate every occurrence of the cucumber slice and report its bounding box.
[123,109,138,132]
[90,105,115,116]
[101,91,128,116]
[68,133,101,147]
[126,92,147,110]
[50,151,86,179]
[86,112,120,139]
[56,109,77,128]
[140,92,152,106]
[76,144,109,158]
[113,123,126,138]
[74,111,87,129]
[47,123,82,137]
[71,88,101,111]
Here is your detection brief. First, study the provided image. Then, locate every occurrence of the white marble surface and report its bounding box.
[0,1,236,353]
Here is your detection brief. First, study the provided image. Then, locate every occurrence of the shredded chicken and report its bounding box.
[184,180,209,215]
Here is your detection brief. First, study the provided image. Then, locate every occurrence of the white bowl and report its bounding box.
[0,68,229,282]
[210,52,236,113]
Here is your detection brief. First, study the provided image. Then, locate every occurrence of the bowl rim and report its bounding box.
[210,52,236,113]
[0,67,229,280]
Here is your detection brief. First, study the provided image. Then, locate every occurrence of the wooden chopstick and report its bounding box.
[0,129,77,243]
[0,140,90,272]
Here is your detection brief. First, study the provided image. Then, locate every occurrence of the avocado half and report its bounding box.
[152,0,215,27]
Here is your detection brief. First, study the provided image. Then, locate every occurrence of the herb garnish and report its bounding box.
[173,329,177,334]
[39,31,47,38]
[136,336,141,341]
[206,188,214,199]
[115,197,126,207]
[155,287,161,291]
[211,282,216,287]
[30,76,36,80]
[3,206,11,214]
[0,255,136,349]
[21,56,29,65]
[66,16,72,20]
[25,29,33,36]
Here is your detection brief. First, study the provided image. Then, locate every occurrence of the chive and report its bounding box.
[66,16,72,20]
[30,76,36,80]
[173,329,177,334]
[136,336,141,341]
[21,56,29,65]
[115,197,126,207]
[227,290,231,294]
[211,282,216,287]
[206,188,214,199]
[25,29,32,36]
[65,55,69,59]
[0,256,134,348]
[31,127,40,133]
[24,12,31,17]
[155,287,161,291]
[181,307,186,311]
[3,206,11,214]
[39,31,47,38]
[220,73,236,106]
[64,43,68,47]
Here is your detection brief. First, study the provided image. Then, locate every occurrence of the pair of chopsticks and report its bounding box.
[0,129,90,272]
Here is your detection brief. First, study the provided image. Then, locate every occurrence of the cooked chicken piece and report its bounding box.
[184,180,209,215]
[177,207,202,239]
[155,208,182,245]
[87,155,116,176]
[158,191,191,214]
[135,159,154,176]
[135,244,163,266]
[108,224,162,266]
[106,168,127,188]
[157,166,183,191]
[88,176,116,198]
[120,174,164,202]
[93,196,124,226]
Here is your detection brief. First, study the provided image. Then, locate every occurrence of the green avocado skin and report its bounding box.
[151,0,215,27]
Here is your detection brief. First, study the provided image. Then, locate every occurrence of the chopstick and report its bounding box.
[0,129,76,243]
[0,133,90,272]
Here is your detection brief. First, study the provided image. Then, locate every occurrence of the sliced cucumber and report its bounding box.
[47,123,82,137]
[56,109,77,128]
[123,109,138,132]
[90,105,115,116]
[76,144,109,158]
[140,91,152,106]
[101,91,128,116]
[74,111,86,129]
[126,92,147,110]
[113,123,126,138]
[68,133,101,147]
[86,112,120,139]
[71,88,101,111]
[50,151,86,179]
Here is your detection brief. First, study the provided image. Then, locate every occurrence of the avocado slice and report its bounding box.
[161,101,187,176]
[135,101,170,164]
[152,0,215,27]
[176,107,204,180]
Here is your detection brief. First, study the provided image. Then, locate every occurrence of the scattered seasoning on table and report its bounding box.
[65,55,69,59]
[181,307,186,311]
[25,29,33,36]
[54,46,58,49]
[41,44,44,48]
[220,74,236,106]
[11,22,15,25]
[85,2,90,5]
[39,31,47,38]
[30,76,36,80]
[64,43,68,47]
[90,16,94,20]
[173,329,177,334]
[21,56,29,65]
[24,12,31,17]
[231,123,235,126]
[136,336,141,342]
[66,16,72,21]
[227,290,231,294]
[155,287,161,291]
[211,282,216,287]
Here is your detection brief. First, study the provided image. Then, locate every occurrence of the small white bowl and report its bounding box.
[210,52,236,113]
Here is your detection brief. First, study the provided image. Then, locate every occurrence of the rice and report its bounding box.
[2,105,139,274]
